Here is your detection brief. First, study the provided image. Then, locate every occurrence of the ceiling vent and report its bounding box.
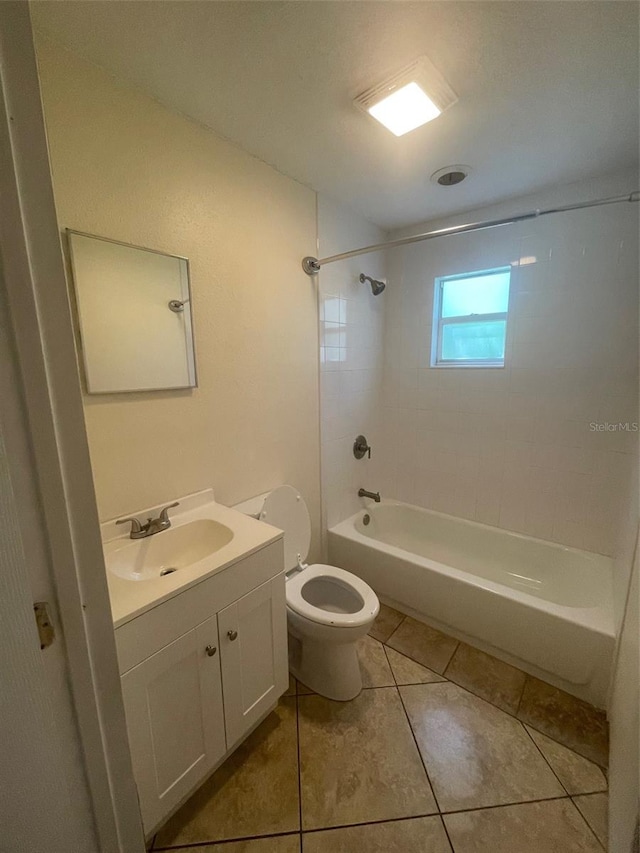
[431,165,470,186]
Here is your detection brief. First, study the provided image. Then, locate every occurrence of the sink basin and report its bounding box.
[106,519,234,581]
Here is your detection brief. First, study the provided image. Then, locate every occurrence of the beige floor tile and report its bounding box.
[572,792,608,848]
[400,682,564,812]
[386,647,447,685]
[444,799,604,852]
[161,835,301,852]
[526,726,607,795]
[386,617,458,674]
[444,643,526,714]
[359,635,395,688]
[154,700,299,846]
[298,687,437,830]
[517,677,609,767]
[302,816,452,852]
[369,602,405,642]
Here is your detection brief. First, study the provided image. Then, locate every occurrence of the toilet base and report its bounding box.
[288,632,363,701]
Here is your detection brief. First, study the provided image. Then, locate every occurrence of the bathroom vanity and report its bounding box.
[102,491,288,835]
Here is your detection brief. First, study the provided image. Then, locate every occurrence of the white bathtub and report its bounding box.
[328,501,616,707]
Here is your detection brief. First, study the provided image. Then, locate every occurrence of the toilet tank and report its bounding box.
[232,492,270,519]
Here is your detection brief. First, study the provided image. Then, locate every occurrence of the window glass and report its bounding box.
[441,320,507,361]
[441,271,510,318]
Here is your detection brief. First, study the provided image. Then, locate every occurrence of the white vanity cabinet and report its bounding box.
[114,540,287,835]
[121,614,226,831]
[218,577,287,746]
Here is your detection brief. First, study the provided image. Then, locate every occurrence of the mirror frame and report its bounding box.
[66,229,198,394]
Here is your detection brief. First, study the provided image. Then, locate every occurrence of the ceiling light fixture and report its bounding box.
[354,56,457,137]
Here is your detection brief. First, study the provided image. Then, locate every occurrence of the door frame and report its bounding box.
[0,4,144,850]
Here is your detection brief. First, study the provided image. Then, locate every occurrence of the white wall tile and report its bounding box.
[318,195,387,547]
[377,179,638,556]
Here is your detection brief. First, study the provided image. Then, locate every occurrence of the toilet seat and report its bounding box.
[286,564,378,628]
[259,485,311,571]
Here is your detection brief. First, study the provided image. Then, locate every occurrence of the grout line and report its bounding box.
[520,720,571,797]
[297,683,404,698]
[382,640,451,691]
[157,795,594,851]
[514,673,527,718]
[302,810,442,835]
[440,671,522,718]
[153,830,302,850]
[381,642,397,686]
[295,688,303,837]
[383,641,450,679]
[439,813,456,853]
[568,796,608,852]
[520,719,608,772]
[380,614,406,646]
[395,683,443,816]
[299,795,586,836]
[440,794,571,817]
[441,641,460,679]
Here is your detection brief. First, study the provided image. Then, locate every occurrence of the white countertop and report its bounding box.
[102,489,283,628]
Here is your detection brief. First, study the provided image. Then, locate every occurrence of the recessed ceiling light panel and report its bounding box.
[354,56,457,137]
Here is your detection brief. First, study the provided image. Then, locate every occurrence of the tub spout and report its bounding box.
[358,488,381,503]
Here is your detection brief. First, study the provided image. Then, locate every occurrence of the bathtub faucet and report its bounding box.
[358,488,381,503]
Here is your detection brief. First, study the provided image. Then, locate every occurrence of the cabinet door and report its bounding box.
[121,614,225,832]
[218,575,288,746]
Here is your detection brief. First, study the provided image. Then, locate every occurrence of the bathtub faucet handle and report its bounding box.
[358,488,381,503]
[353,435,371,460]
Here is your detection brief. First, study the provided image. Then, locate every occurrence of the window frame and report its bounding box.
[430,266,511,369]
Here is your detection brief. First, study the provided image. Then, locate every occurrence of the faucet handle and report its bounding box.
[353,435,371,460]
[158,501,180,523]
[116,516,143,534]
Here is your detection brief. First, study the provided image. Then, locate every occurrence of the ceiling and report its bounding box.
[31,1,639,230]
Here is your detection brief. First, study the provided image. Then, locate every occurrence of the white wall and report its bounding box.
[35,38,322,557]
[377,172,638,559]
[317,195,386,534]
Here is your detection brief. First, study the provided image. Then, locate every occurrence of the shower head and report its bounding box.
[359,273,386,295]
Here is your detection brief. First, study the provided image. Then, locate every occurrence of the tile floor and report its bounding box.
[151,604,609,853]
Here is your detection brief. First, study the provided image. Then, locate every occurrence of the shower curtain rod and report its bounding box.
[301,190,640,275]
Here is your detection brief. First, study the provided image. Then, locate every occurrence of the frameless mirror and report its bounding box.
[67,230,197,394]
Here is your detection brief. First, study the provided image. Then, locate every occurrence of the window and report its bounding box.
[431,267,511,367]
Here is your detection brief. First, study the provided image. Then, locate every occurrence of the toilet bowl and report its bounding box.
[236,485,379,700]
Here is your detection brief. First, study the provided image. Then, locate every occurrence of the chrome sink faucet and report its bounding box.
[358,488,381,503]
[116,501,180,539]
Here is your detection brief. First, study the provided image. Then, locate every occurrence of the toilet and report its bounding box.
[236,485,379,701]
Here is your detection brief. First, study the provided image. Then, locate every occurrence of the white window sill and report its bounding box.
[430,361,506,369]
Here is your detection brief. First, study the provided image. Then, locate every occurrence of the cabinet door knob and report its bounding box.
[227,630,238,641]
[205,645,217,657]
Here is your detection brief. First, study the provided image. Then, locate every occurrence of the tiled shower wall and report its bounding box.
[377,173,638,560]
[317,195,386,531]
